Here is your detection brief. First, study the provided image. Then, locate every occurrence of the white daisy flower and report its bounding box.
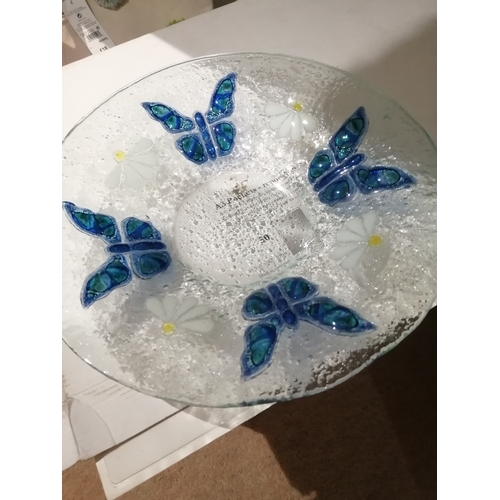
[105,137,157,190]
[265,101,317,140]
[331,212,389,275]
[145,295,215,335]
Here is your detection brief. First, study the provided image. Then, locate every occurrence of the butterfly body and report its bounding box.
[142,73,237,165]
[308,107,415,207]
[241,277,375,379]
[63,202,171,308]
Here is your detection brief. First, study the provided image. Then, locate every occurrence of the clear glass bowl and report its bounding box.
[62,53,436,407]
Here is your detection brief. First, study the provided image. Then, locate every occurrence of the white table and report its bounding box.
[62,0,436,497]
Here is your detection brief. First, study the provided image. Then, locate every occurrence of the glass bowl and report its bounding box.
[62,53,436,407]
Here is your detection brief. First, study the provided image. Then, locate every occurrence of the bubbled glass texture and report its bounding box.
[62,53,436,407]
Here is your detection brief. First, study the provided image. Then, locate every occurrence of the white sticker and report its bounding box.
[174,172,314,286]
[62,0,115,55]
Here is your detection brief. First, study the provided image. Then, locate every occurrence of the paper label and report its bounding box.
[62,0,115,55]
[174,173,314,286]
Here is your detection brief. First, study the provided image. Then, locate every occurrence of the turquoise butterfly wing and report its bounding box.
[208,73,237,157]
[80,256,132,308]
[140,103,195,133]
[62,201,121,244]
[206,73,236,123]
[63,202,132,308]
[293,297,375,336]
[140,102,207,164]
[122,217,172,279]
[240,277,319,379]
[240,286,282,380]
[240,314,284,380]
[329,106,368,164]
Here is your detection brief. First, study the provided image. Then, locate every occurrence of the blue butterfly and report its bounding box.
[62,202,172,308]
[308,106,416,207]
[141,73,237,165]
[240,277,375,379]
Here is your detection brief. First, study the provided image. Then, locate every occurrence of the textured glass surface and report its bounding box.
[62,53,437,407]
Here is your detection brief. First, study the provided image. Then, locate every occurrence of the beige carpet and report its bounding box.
[63,307,436,499]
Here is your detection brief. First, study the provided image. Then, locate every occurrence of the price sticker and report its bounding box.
[62,0,115,55]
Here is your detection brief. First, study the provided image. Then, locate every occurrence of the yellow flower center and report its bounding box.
[368,234,382,247]
[113,150,126,162]
[292,102,303,112]
[162,323,176,335]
